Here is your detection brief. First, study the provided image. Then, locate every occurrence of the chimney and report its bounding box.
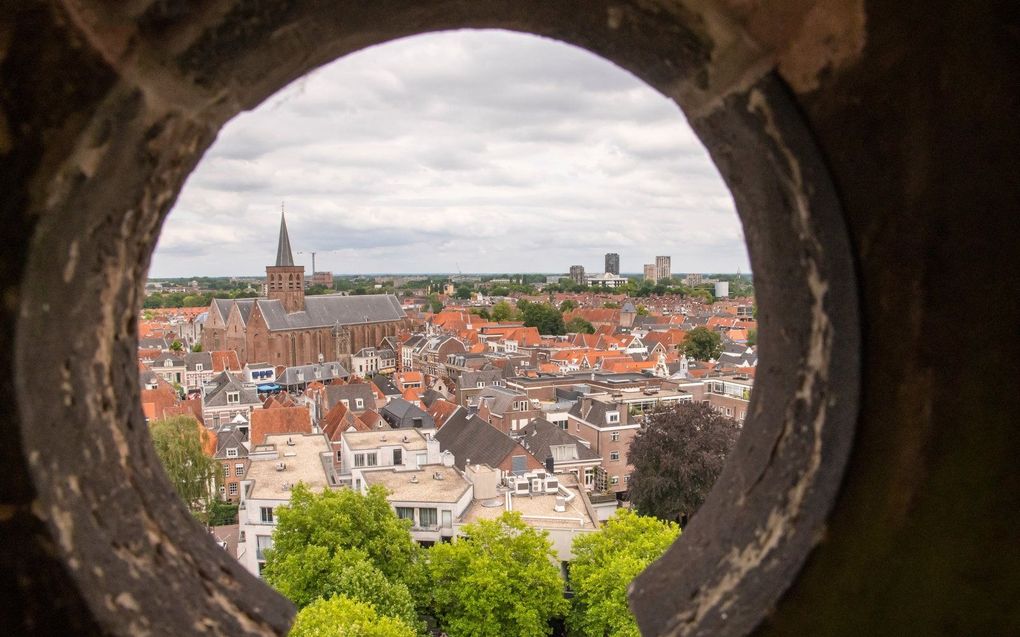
[545,456,554,474]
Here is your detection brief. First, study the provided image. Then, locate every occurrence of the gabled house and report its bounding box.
[474,386,540,434]
[202,372,261,428]
[380,398,436,432]
[183,351,214,392]
[322,383,377,415]
[434,410,543,475]
[567,397,641,494]
[213,426,249,502]
[517,418,602,491]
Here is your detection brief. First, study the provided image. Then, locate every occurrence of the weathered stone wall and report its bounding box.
[0,1,1016,636]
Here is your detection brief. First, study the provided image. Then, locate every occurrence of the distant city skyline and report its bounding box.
[151,30,749,278]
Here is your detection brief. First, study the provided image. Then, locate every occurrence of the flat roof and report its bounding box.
[462,474,595,530]
[344,429,428,451]
[247,434,332,500]
[362,465,470,503]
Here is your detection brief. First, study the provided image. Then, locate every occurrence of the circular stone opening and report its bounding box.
[13,5,859,636]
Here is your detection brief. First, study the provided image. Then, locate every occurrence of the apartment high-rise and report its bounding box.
[643,264,657,282]
[655,256,671,283]
[604,253,620,275]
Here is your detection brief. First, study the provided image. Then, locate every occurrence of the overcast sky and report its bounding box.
[150,30,748,278]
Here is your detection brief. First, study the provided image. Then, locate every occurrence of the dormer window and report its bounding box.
[355,398,364,409]
[164,359,173,368]
[226,447,238,458]
[227,391,240,404]
[607,411,620,424]
[195,363,203,372]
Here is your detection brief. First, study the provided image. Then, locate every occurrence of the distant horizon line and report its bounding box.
[147,271,753,280]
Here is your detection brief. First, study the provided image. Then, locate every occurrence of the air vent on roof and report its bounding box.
[410,474,419,483]
[433,472,444,481]
[286,437,294,446]
[275,462,286,471]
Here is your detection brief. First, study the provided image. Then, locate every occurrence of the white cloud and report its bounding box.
[150,29,747,277]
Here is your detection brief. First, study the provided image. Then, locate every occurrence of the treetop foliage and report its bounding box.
[264,545,419,628]
[149,415,218,524]
[289,596,417,637]
[568,509,680,637]
[628,403,740,522]
[269,484,422,585]
[681,326,722,361]
[426,511,567,637]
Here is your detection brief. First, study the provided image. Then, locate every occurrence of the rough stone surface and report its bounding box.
[0,1,1016,635]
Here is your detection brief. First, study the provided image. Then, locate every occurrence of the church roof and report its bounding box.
[255,294,404,331]
[276,209,295,267]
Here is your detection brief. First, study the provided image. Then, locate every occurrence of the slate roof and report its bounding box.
[276,362,349,386]
[459,369,504,388]
[380,398,435,430]
[323,383,376,412]
[568,398,629,428]
[434,410,535,471]
[371,375,401,398]
[275,210,295,267]
[255,295,404,331]
[139,337,169,350]
[204,372,260,407]
[518,418,600,464]
[210,298,232,323]
[184,351,213,371]
[213,427,249,459]
[234,299,255,325]
[475,386,527,415]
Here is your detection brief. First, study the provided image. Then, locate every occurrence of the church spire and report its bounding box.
[276,202,295,267]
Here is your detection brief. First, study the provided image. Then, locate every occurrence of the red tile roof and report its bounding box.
[249,406,312,446]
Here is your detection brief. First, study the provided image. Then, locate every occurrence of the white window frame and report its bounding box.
[226,447,238,458]
[235,463,244,477]
[610,432,621,442]
[610,451,621,462]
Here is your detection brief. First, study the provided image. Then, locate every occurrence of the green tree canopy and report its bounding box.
[628,403,740,522]
[521,302,565,335]
[454,285,473,300]
[746,328,757,348]
[490,300,519,322]
[568,509,680,637]
[169,339,183,351]
[426,511,568,637]
[565,316,595,334]
[149,415,218,523]
[264,545,418,628]
[269,484,422,587]
[559,299,577,312]
[289,596,417,637]
[190,342,203,352]
[681,326,722,361]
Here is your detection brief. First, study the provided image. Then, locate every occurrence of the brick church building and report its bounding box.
[202,211,408,368]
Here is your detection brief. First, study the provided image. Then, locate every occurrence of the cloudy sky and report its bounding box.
[150,30,747,278]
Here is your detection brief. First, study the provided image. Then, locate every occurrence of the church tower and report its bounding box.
[266,206,305,313]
